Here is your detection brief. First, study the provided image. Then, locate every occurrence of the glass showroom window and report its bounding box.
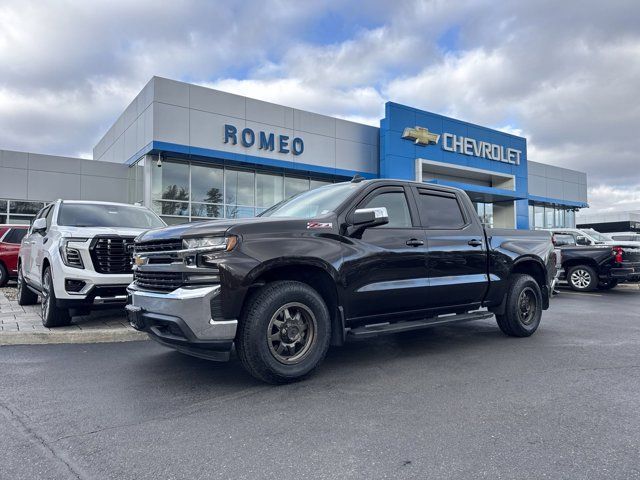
[256,173,284,215]
[474,202,494,227]
[151,161,189,223]
[0,200,6,224]
[529,203,577,229]
[191,164,224,220]
[7,200,46,224]
[150,159,337,223]
[225,169,255,219]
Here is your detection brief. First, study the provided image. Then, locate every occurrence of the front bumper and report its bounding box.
[126,284,237,361]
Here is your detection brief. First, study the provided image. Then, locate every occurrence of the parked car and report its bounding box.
[551,233,640,290]
[0,225,29,287]
[608,232,640,243]
[16,200,165,327]
[127,178,558,384]
[547,227,640,248]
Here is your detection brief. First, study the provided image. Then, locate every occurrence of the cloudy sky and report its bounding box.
[0,0,638,212]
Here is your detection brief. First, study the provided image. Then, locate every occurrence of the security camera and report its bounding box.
[157,153,162,167]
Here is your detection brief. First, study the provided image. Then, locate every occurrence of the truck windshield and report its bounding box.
[259,183,359,218]
[58,204,166,229]
[581,228,612,242]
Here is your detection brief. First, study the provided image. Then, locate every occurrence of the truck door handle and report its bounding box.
[406,239,424,247]
[468,239,483,247]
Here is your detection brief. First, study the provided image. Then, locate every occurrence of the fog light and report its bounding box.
[65,279,86,293]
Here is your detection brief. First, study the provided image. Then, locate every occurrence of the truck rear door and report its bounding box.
[412,187,488,310]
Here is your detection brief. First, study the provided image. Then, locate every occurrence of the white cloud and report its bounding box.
[0,0,639,214]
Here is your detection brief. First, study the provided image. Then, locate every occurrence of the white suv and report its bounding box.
[17,200,165,327]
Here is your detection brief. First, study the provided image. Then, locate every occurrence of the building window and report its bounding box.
[529,202,577,229]
[150,159,337,223]
[285,177,310,198]
[474,202,494,227]
[0,199,48,224]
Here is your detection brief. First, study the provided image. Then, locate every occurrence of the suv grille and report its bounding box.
[134,239,183,254]
[90,236,135,274]
[134,271,184,291]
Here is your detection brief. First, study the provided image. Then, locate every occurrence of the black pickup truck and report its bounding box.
[127,178,557,383]
[552,233,640,291]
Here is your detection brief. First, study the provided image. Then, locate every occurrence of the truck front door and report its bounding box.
[343,185,429,320]
[412,187,489,310]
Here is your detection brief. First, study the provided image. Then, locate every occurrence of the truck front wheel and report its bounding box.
[495,274,543,337]
[237,280,331,384]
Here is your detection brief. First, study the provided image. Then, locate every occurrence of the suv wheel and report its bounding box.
[237,280,331,384]
[16,265,38,305]
[0,263,8,287]
[40,267,71,327]
[567,265,597,292]
[496,274,543,337]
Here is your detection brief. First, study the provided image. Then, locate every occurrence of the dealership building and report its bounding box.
[0,76,588,229]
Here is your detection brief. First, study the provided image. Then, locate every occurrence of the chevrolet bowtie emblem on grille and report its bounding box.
[133,255,147,266]
[401,126,440,146]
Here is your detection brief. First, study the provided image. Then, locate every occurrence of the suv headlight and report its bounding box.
[183,236,238,252]
[59,237,89,269]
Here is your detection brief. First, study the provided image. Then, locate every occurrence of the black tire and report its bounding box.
[567,265,598,292]
[236,280,331,384]
[496,274,543,337]
[0,263,8,287]
[16,264,38,305]
[597,279,619,290]
[40,267,71,327]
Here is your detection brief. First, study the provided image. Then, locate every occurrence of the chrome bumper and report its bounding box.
[127,284,237,342]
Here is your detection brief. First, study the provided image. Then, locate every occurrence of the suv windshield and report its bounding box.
[260,183,360,218]
[581,228,612,242]
[58,203,165,229]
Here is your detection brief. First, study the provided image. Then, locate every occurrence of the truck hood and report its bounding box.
[136,216,331,242]
[57,226,158,238]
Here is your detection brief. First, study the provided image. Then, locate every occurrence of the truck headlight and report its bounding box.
[59,238,89,269]
[183,236,238,252]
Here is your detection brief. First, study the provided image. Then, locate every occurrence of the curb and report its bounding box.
[0,329,148,346]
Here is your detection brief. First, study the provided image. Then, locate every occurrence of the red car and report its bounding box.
[0,225,29,287]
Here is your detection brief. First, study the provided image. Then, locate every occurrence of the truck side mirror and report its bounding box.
[575,236,590,246]
[352,207,389,228]
[32,217,47,235]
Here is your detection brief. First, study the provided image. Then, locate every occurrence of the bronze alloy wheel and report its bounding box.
[267,302,317,365]
[517,286,537,325]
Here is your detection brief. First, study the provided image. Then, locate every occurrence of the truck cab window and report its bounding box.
[361,191,412,228]
[416,192,466,229]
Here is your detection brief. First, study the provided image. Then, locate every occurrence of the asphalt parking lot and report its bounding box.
[1,285,639,480]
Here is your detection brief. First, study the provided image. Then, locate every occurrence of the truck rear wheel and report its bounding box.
[495,274,542,337]
[567,265,597,291]
[237,280,331,384]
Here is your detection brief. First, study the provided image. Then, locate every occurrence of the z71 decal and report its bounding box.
[307,222,333,229]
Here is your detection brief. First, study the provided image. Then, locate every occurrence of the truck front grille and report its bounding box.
[134,239,183,254]
[133,271,185,291]
[90,236,135,274]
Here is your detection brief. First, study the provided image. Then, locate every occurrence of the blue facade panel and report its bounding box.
[380,102,531,228]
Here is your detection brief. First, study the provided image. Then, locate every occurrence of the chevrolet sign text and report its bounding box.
[442,133,521,165]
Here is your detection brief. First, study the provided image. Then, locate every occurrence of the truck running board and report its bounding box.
[346,311,495,339]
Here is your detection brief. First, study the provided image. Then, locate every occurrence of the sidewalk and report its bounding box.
[0,284,146,345]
